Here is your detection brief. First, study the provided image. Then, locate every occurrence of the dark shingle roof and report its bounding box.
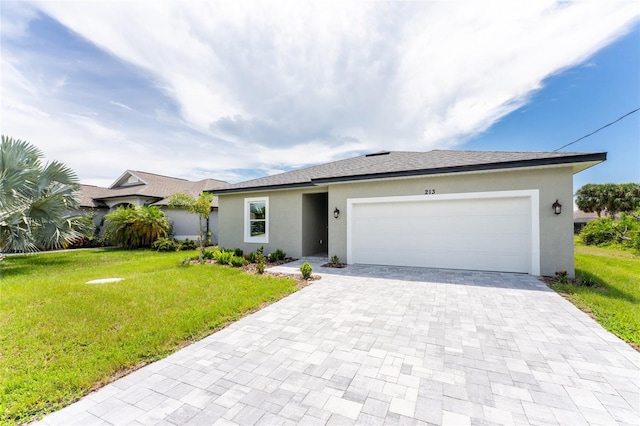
[77,171,229,208]
[212,150,606,194]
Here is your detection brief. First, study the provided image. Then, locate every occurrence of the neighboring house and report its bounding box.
[212,150,606,277]
[573,209,618,234]
[75,170,228,243]
[573,209,599,234]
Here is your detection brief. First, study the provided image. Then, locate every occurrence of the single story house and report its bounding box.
[212,150,606,277]
[573,209,618,234]
[75,170,228,242]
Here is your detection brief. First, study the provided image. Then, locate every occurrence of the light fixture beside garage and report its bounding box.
[333,207,340,219]
[552,199,562,215]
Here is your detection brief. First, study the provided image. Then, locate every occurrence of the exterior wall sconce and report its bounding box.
[333,207,340,219]
[552,199,562,215]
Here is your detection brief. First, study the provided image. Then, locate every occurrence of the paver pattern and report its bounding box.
[39,259,640,425]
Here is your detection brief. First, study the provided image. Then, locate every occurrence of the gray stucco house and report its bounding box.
[76,170,228,243]
[212,150,606,277]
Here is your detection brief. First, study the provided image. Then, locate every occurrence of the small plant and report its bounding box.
[300,262,313,279]
[230,256,248,267]
[256,253,266,274]
[213,250,233,265]
[234,248,244,257]
[245,251,257,263]
[269,248,286,262]
[577,272,599,287]
[179,256,198,266]
[555,270,569,285]
[179,238,197,250]
[152,238,180,252]
[257,245,264,255]
[202,249,215,260]
[330,255,340,265]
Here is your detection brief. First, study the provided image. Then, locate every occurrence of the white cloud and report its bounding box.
[1,1,638,184]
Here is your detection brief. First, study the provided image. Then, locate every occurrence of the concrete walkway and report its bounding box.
[39,261,640,425]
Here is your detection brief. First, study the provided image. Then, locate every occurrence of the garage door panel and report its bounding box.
[353,247,529,272]
[354,213,528,236]
[353,233,528,255]
[349,195,534,274]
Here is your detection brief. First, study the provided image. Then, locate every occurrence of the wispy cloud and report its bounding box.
[1,1,638,184]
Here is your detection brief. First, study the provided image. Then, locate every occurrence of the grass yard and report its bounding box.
[0,249,298,425]
[550,240,640,349]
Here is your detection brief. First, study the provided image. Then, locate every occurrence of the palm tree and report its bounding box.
[103,205,169,249]
[575,183,605,217]
[0,136,91,253]
[168,192,214,263]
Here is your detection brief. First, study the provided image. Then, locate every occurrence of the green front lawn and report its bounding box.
[550,241,640,349]
[0,249,297,425]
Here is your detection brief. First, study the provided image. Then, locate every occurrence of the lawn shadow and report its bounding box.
[575,268,639,304]
[1,255,73,279]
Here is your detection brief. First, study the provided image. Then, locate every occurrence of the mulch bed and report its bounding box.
[189,257,321,288]
[241,260,321,288]
[321,262,347,268]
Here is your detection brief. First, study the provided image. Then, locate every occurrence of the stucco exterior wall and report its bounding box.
[166,208,219,244]
[218,188,327,256]
[327,166,574,276]
[218,165,575,276]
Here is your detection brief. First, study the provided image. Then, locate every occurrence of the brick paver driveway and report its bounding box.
[40,260,639,425]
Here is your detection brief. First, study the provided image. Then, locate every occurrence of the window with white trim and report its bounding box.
[244,197,269,243]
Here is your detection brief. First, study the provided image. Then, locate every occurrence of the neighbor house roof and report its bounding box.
[77,171,228,208]
[212,150,607,194]
[573,209,617,223]
[78,184,110,208]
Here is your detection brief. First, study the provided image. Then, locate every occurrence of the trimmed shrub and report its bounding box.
[245,251,257,263]
[256,253,265,274]
[268,248,286,262]
[234,248,244,257]
[300,262,313,279]
[202,249,215,260]
[152,238,180,252]
[179,238,197,250]
[213,250,233,265]
[230,256,248,267]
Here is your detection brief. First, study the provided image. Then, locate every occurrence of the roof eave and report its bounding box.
[210,181,316,195]
[311,152,607,184]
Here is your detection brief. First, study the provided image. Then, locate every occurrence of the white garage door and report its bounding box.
[347,191,539,274]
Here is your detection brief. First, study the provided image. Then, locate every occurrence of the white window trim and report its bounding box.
[244,197,269,243]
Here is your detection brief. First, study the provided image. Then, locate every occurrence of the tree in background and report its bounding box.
[577,182,640,251]
[575,183,640,218]
[0,136,92,253]
[103,205,170,249]
[575,183,605,217]
[168,192,214,263]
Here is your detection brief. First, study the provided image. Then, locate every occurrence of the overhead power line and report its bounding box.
[553,107,640,152]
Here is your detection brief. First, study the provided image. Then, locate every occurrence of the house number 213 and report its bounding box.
[424,189,436,195]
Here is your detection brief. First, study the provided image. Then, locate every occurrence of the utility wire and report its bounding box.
[553,107,640,152]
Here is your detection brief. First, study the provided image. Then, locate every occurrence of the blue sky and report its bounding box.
[1,1,638,192]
